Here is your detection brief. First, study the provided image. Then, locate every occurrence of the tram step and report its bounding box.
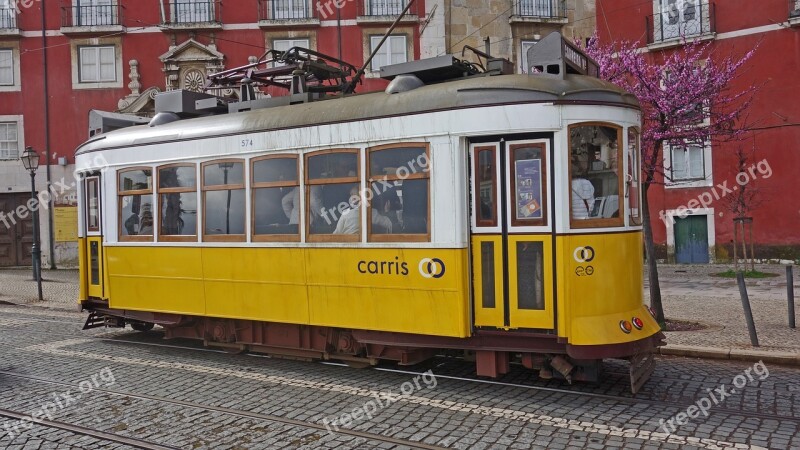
[82,312,106,330]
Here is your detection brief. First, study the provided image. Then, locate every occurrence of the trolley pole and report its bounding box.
[736,272,759,347]
[788,264,796,329]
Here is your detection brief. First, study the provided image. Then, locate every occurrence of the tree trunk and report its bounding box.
[642,183,666,329]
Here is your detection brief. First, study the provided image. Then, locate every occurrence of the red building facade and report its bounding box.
[0,0,433,267]
[597,0,800,263]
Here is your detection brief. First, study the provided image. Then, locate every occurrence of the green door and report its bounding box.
[675,215,709,264]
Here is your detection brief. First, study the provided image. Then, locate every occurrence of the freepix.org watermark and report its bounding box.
[659,360,769,435]
[659,158,772,226]
[0,154,109,231]
[3,367,116,439]
[321,370,438,434]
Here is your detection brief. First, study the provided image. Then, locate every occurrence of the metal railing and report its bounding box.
[258,0,315,20]
[515,0,567,19]
[790,0,800,18]
[647,1,715,44]
[166,1,222,25]
[358,0,417,17]
[0,7,16,29]
[62,3,122,27]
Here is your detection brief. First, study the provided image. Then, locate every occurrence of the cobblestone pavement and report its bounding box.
[0,305,798,449]
[0,268,79,309]
[646,264,800,354]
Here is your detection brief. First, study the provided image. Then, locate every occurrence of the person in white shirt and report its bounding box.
[571,157,595,220]
[334,187,395,235]
[282,186,322,225]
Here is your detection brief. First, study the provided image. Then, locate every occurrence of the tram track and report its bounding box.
[0,406,180,450]
[0,370,447,450]
[3,309,799,426]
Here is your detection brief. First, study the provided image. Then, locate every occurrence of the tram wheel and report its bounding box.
[130,322,155,332]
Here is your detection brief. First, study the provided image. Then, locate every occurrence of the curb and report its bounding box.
[659,345,800,366]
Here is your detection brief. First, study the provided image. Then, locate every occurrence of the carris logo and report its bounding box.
[418,258,446,279]
[573,246,595,263]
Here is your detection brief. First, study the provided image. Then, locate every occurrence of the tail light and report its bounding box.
[648,306,657,319]
[632,317,644,330]
[619,320,632,334]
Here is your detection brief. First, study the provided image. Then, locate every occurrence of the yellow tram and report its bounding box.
[76,33,663,392]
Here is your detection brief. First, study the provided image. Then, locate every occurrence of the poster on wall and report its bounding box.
[515,159,543,220]
[54,207,78,242]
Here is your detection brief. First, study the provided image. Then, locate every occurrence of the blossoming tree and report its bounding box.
[584,36,758,326]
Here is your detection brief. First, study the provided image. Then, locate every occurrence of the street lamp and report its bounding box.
[20,146,43,301]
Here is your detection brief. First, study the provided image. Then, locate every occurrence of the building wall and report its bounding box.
[596,0,800,261]
[0,0,438,268]
[446,0,596,73]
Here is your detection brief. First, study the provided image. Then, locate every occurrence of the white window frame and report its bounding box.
[519,39,538,74]
[664,140,713,189]
[272,0,309,19]
[0,48,13,86]
[370,35,407,72]
[653,0,711,42]
[171,0,213,24]
[72,40,123,90]
[0,0,16,29]
[367,0,405,16]
[73,0,117,27]
[0,46,20,92]
[79,45,117,83]
[0,116,23,161]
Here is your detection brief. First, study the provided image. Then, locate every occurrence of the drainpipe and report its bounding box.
[41,0,56,269]
[336,3,342,62]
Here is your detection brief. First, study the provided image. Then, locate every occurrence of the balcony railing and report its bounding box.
[647,1,715,44]
[358,0,417,17]
[258,0,316,21]
[515,0,567,19]
[62,3,122,28]
[164,1,222,26]
[790,0,800,19]
[0,6,18,30]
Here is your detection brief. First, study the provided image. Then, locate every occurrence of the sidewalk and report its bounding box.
[0,264,798,364]
[647,263,800,365]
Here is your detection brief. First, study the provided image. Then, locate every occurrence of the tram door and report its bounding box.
[469,140,554,330]
[82,176,105,298]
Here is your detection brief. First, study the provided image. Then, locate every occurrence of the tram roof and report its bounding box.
[76,73,639,155]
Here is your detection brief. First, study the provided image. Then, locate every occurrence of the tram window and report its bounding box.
[569,124,624,228]
[202,160,246,241]
[158,164,198,241]
[475,147,497,227]
[252,156,300,241]
[516,242,544,310]
[86,178,100,233]
[306,151,360,242]
[510,143,547,227]
[118,168,154,241]
[367,144,430,242]
[628,128,642,226]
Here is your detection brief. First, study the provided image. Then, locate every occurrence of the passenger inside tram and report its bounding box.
[570,125,620,221]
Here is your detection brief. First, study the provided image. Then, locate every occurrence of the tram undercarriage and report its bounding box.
[83,303,664,394]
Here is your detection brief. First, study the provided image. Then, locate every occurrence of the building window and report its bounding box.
[0,49,13,86]
[370,35,407,71]
[652,0,712,42]
[367,0,405,16]
[306,150,360,242]
[272,38,310,66]
[0,0,16,29]
[367,144,430,242]
[251,155,301,242]
[0,121,19,160]
[158,164,198,241]
[519,40,538,74]
[202,160,246,241]
[79,46,116,83]
[173,0,214,23]
[516,0,565,18]
[568,123,624,228]
[271,0,309,19]
[71,0,118,27]
[118,168,154,241]
[669,143,705,181]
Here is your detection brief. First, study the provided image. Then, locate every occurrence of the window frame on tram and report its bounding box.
[473,145,499,229]
[627,127,643,226]
[568,122,625,229]
[157,163,199,243]
[366,142,431,243]
[85,176,101,234]
[251,154,301,243]
[201,158,247,243]
[305,149,361,243]
[117,167,154,242]
[508,141,548,228]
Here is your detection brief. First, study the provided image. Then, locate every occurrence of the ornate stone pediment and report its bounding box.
[160,37,225,92]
